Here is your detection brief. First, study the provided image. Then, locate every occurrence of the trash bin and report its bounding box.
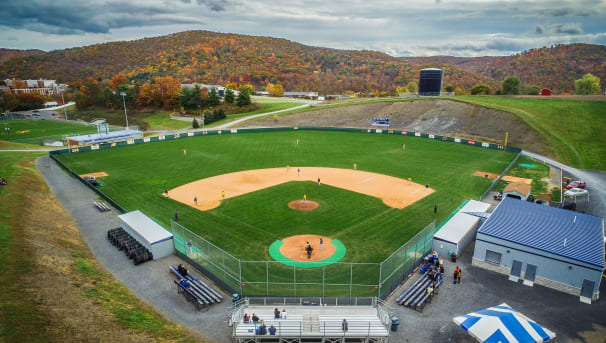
[391,316,400,332]
[450,252,457,262]
[232,293,240,304]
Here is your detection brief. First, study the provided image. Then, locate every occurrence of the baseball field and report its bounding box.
[56,129,515,296]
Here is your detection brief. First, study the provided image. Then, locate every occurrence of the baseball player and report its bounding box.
[319,237,323,250]
[297,168,301,176]
[317,177,321,186]
[296,138,299,145]
[353,163,357,170]
[222,190,226,199]
[402,144,406,150]
[183,149,187,156]
[408,177,411,184]
[303,194,307,203]
[194,196,198,206]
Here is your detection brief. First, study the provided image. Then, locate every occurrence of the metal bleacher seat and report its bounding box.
[170,265,223,308]
[397,271,429,304]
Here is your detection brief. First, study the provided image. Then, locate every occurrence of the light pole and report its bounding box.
[198,104,201,126]
[120,92,129,129]
[61,93,67,120]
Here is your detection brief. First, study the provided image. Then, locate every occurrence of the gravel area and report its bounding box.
[384,242,606,342]
[37,155,232,343]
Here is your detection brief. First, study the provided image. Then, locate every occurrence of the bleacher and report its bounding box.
[169,265,223,310]
[396,260,443,312]
[318,315,389,336]
[235,315,304,337]
[94,200,111,212]
[107,227,153,265]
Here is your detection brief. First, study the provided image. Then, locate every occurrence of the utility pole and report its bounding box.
[120,92,129,129]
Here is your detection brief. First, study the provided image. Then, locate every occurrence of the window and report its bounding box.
[485,250,502,264]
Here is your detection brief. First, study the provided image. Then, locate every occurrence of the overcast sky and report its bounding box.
[1,0,605,57]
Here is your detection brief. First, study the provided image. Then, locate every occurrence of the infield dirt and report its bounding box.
[167,167,434,211]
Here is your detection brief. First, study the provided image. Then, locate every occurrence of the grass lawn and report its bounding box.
[57,130,514,295]
[0,119,97,144]
[0,152,205,342]
[494,156,552,195]
[453,96,606,171]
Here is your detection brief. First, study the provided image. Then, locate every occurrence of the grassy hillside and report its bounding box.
[0,153,206,342]
[453,96,606,171]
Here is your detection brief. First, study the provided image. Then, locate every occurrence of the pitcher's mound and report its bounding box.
[288,200,319,211]
[280,234,334,261]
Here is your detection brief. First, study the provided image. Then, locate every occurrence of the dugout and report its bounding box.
[473,198,604,302]
[432,200,491,258]
[118,210,174,260]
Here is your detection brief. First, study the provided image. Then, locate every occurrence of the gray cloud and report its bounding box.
[554,23,584,35]
[196,0,229,11]
[0,0,208,35]
[535,25,544,34]
[538,8,595,17]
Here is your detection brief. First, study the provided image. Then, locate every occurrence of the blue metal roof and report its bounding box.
[478,197,604,268]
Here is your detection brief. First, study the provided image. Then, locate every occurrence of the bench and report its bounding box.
[93,201,111,212]
[169,265,223,305]
[415,278,443,312]
[397,272,429,304]
[402,277,432,306]
[174,280,205,310]
[236,322,303,336]
[246,315,303,323]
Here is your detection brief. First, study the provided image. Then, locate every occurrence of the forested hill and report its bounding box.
[0,30,495,93]
[402,44,606,93]
[0,48,45,64]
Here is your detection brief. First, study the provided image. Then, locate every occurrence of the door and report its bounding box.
[580,279,595,304]
[509,260,522,282]
[485,250,502,264]
[523,264,537,286]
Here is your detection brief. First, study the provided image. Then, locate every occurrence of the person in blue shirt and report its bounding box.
[269,325,276,335]
[180,279,190,288]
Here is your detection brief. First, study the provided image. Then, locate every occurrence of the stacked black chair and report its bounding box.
[107,228,153,265]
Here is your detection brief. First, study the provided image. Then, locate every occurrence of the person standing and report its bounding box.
[402,144,406,150]
[408,177,411,184]
[194,196,198,206]
[353,163,357,170]
[222,190,226,199]
[297,168,300,176]
[317,177,321,186]
[187,240,193,255]
[183,149,187,156]
[320,237,323,251]
[303,194,307,203]
[457,267,462,284]
[454,266,460,284]
[175,209,179,221]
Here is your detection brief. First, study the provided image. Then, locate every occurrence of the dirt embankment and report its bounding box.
[241,99,554,157]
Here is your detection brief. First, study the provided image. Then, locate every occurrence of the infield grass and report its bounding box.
[57,130,514,296]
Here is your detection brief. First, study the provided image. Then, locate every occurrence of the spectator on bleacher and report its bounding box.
[274,308,281,318]
[342,319,348,332]
[269,324,276,335]
[252,313,259,324]
[281,309,287,319]
[243,313,250,323]
[177,264,188,277]
[427,283,434,295]
[258,321,267,335]
[180,279,190,289]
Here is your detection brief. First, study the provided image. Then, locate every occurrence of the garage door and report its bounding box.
[485,250,502,264]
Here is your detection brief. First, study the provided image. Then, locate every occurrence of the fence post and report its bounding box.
[322,265,325,298]
[378,262,383,297]
[222,251,226,279]
[349,263,353,299]
[238,260,243,296]
[294,264,297,297]
[266,261,269,296]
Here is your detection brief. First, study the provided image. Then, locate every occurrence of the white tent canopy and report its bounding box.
[453,303,555,343]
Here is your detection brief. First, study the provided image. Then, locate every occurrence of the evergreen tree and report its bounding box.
[224,88,235,103]
[236,87,251,106]
[208,87,220,106]
[501,76,521,95]
[192,118,199,128]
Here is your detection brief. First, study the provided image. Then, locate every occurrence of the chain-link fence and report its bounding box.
[171,220,436,298]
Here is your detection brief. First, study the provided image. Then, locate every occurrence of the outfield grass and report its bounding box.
[453,96,606,171]
[0,119,97,144]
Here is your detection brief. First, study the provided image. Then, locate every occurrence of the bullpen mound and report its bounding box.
[288,200,319,211]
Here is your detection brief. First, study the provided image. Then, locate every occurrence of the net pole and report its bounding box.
[238,260,243,296]
[378,262,383,297]
[349,263,353,299]
[266,261,269,296]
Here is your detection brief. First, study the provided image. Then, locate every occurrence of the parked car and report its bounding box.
[535,199,550,206]
[564,188,588,197]
[566,180,586,190]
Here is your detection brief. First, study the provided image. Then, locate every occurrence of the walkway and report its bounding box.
[36,156,232,343]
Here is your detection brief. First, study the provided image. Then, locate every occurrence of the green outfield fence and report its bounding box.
[49,126,518,298]
[171,219,436,299]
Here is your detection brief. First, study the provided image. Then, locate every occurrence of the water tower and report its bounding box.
[418,68,443,96]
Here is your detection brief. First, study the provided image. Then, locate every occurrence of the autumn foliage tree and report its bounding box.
[470,84,491,95]
[15,92,45,111]
[137,76,181,109]
[266,83,284,97]
[575,73,601,95]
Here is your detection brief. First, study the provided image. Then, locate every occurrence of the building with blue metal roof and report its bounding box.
[473,197,604,302]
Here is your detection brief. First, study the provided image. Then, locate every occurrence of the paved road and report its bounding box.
[170,104,310,129]
[36,156,232,343]
[522,150,606,218]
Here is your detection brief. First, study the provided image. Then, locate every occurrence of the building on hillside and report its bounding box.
[5,78,66,96]
[541,88,552,96]
[0,85,10,93]
[502,181,531,201]
[326,94,353,100]
[418,68,443,96]
[182,84,228,97]
[284,91,318,99]
[473,197,604,302]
